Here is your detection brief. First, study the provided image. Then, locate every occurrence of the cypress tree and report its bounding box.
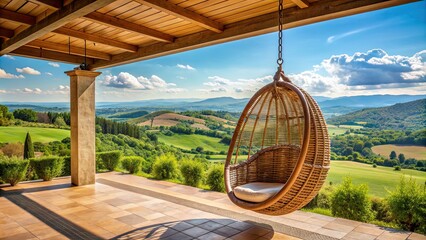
[24,132,34,159]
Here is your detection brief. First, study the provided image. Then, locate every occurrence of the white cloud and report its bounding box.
[164,88,186,93]
[16,67,41,75]
[20,88,42,94]
[102,72,176,90]
[177,64,196,70]
[3,55,15,60]
[48,62,60,68]
[46,72,53,76]
[0,89,7,93]
[0,69,25,79]
[58,85,70,90]
[287,49,426,96]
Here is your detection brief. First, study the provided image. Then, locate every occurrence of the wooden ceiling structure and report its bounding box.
[0,0,418,70]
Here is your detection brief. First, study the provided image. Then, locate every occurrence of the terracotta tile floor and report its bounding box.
[0,173,425,240]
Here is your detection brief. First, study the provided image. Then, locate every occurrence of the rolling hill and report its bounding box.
[328,99,426,130]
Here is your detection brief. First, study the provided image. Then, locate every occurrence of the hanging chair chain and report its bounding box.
[277,0,284,70]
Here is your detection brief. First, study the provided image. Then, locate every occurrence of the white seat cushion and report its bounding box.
[233,182,284,203]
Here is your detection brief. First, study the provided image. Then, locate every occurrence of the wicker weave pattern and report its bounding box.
[225,76,330,215]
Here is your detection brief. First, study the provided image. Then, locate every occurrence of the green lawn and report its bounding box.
[206,156,426,198]
[0,127,70,143]
[157,134,229,152]
[327,161,426,198]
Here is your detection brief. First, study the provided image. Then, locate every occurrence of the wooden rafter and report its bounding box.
[90,0,417,69]
[84,12,174,43]
[53,27,138,53]
[133,0,224,33]
[29,0,63,9]
[0,28,14,39]
[0,9,36,25]
[0,0,116,55]
[27,40,111,60]
[11,46,95,65]
[291,0,310,8]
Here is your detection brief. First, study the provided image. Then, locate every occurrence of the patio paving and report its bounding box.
[0,172,424,240]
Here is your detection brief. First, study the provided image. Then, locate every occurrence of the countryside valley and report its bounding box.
[0,94,425,233]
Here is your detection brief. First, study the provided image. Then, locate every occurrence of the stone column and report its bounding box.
[66,70,101,186]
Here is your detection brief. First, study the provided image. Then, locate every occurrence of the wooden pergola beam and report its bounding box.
[53,27,138,52]
[0,0,116,55]
[27,40,111,60]
[133,0,223,33]
[11,46,95,65]
[0,8,36,25]
[29,0,63,9]
[0,27,14,39]
[291,0,310,8]
[91,0,417,69]
[84,12,174,43]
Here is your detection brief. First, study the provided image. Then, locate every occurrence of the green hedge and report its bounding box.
[62,156,71,176]
[121,156,144,174]
[152,153,179,180]
[206,164,225,192]
[180,160,204,187]
[31,157,63,181]
[97,151,122,171]
[0,156,29,186]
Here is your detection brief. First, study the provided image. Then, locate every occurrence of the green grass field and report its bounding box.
[206,156,426,198]
[372,144,426,160]
[326,161,426,198]
[157,134,229,152]
[0,127,70,143]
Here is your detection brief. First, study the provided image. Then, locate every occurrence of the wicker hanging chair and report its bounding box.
[224,70,330,215]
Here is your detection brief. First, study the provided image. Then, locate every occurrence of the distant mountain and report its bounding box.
[319,94,426,108]
[328,99,426,130]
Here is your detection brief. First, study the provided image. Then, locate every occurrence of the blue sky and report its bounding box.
[0,1,425,102]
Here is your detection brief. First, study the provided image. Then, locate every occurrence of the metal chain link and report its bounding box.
[277,0,284,69]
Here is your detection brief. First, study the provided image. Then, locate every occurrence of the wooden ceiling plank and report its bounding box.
[291,0,310,8]
[0,0,117,55]
[0,8,36,25]
[11,45,95,65]
[84,11,174,42]
[28,0,62,9]
[0,27,14,38]
[91,0,418,69]
[27,39,111,60]
[133,0,223,33]
[53,27,138,52]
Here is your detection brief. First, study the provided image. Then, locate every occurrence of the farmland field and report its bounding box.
[0,127,70,143]
[157,134,228,152]
[372,144,426,160]
[206,156,426,198]
[326,161,426,198]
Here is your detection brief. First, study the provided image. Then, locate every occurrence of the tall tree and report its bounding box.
[24,132,35,159]
[398,153,406,164]
[390,151,397,159]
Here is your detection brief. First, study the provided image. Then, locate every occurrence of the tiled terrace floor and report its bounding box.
[0,172,425,240]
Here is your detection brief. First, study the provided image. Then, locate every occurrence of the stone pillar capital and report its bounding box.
[65,70,102,78]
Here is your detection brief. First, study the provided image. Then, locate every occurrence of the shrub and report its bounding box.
[206,164,225,192]
[121,156,143,174]
[1,143,23,157]
[0,156,29,186]
[62,156,71,176]
[180,160,204,187]
[31,157,64,181]
[387,176,426,233]
[373,163,377,168]
[371,197,392,223]
[306,184,333,209]
[152,153,179,180]
[23,132,34,159]
[97,151,122,171]
[331,177,373,222]
[394,165,401,171]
